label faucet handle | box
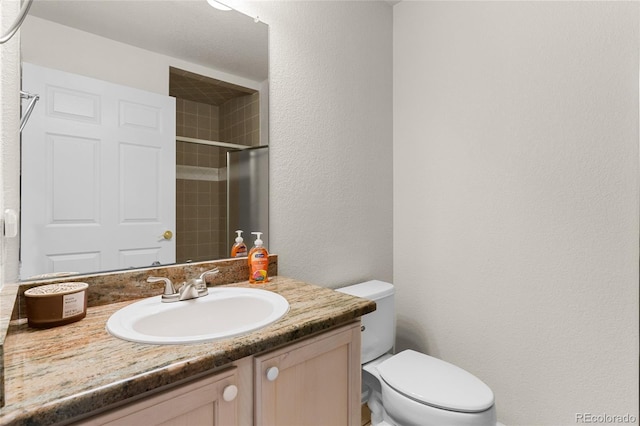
[199,268,220,284]
[147,276,178,302]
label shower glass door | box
[227,146,269,251]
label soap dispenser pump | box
[231,230,248,258]
[248,232,268,284]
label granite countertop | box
[0,276,375,425]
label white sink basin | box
[106,287,289,345]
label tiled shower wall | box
[175,95,260,263]
[175,99,227,262]
[221,92,261,147]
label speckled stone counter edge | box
[0,255,277,409]
[0,276,375,425]
[0,285,17,408]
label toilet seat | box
[377,350,494,413]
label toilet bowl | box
[337,280,498,426]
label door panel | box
[49,134,100,223]
[254,322,362,426]
[74,368,239,426]
[47,252,101,274]
[21,63,176,279]
[47,85,101,123]
[119,143,161,221]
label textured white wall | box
[0,0,21,285]
[240,1,394,287]
[394,2,639,425]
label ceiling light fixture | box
[207,0,232,11]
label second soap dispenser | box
[230,230,248,258]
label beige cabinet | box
[75,321,361,426]
[76,367,239,426]
[254,322,362,426]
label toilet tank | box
[337,280,395,364]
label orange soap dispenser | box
[248,232,268,284]
[231,230,248,258]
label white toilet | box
[337,280,498,426]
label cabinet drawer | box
[75,367,239,426]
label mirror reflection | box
[19,0,269,280]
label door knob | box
[161,230,173,240]
[266,366,279,381]
[222,384,238,402]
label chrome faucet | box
[177,279,202,301]
[147,268,219,303]
[147,276,179,302]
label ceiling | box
[27,0,269,82]
[169,67,256,106]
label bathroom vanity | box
[0,266,374,425]
[76,322,360,425]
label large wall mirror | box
[18,0,269,280]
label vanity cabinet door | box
[254,321,362,426]
[77,367,239,426]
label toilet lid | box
[376,350,494,413]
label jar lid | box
[25,282,88,297]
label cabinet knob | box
[266,366,279,381]
[222,384,238,402]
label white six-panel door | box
[21,63,176,279]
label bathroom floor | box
[362,404,371,426]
